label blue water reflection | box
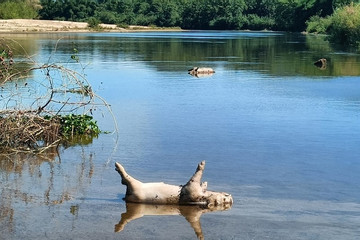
[1,31,360,239]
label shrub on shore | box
[328,2,360,46]
[306,15,332,34]
[0,0,38,19]
[306,2,360,47]
[87,17,101,29]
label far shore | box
[0,19,183,33]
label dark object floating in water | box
[314,58,327,69]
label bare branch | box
[0,38,117,153]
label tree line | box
[37,0,342,31]
[1,0,359,45]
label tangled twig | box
[0,113,61,152]
[0,38,117,153]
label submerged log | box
[115,161,233,208]
[188,67,215,77]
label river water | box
[1,31,360,239]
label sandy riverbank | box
[0,19,163,33]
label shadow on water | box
[115,202,232,240]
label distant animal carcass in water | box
[188,67,215,77]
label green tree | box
[328,2,360,45]
[181,0,246,29]
[274,0,334,31]
[36,0,358,34]
[39,0,97,21]
[243,0,277,29]
[332,0,354,8]
[208,0,247,29]
[152,0,180,27]
[306,2,360,46]
[94,0,134,24]
[0,0,38,19]
[181,0,205,29]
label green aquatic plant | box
[45,114,100,136]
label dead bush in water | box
[0,113,61,152]
[0,38,115,153]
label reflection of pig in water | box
[115,202,232,239]
[188,67,215,77]
[115,161,233,207]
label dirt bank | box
[0,19,157,33]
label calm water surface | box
[1,31,360,239]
